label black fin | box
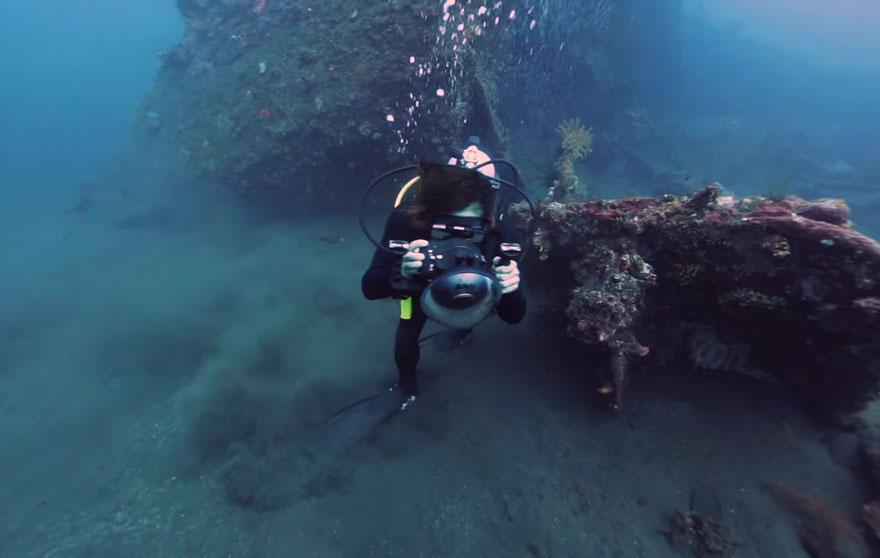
[305,386,407,457]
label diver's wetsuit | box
[362,208,527,396]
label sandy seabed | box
[0,200,870,558]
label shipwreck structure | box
[518,186,880,418]
[138,0,541,212]
[132,0,661,214]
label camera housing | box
[389,237,491,296]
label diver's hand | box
[492,257,520,294]
[401,239,430,279]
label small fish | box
[319,234,345,245]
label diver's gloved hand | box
[492,257,520,294]
[401,239,430,279]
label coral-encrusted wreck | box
[133,0,653,214]
[519,186,880,417]
[137,0,516,212]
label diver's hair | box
[406,161,496,229]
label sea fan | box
[687,324,750,373]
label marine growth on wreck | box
[518,186,880,418]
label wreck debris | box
[519,185,880,416]
[662,484,738,558]
[663,510,737,558]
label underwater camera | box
[359,158,534,329]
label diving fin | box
[304,330,471,459]
[305,386,407,458]
[419,327,473,366]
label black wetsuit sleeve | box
[494,219,527,324]
[497,285,527,324]
[361,210,410,300]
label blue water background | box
[0,1,181,212]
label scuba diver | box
[306,139,532,459]
[362,138,528,409]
